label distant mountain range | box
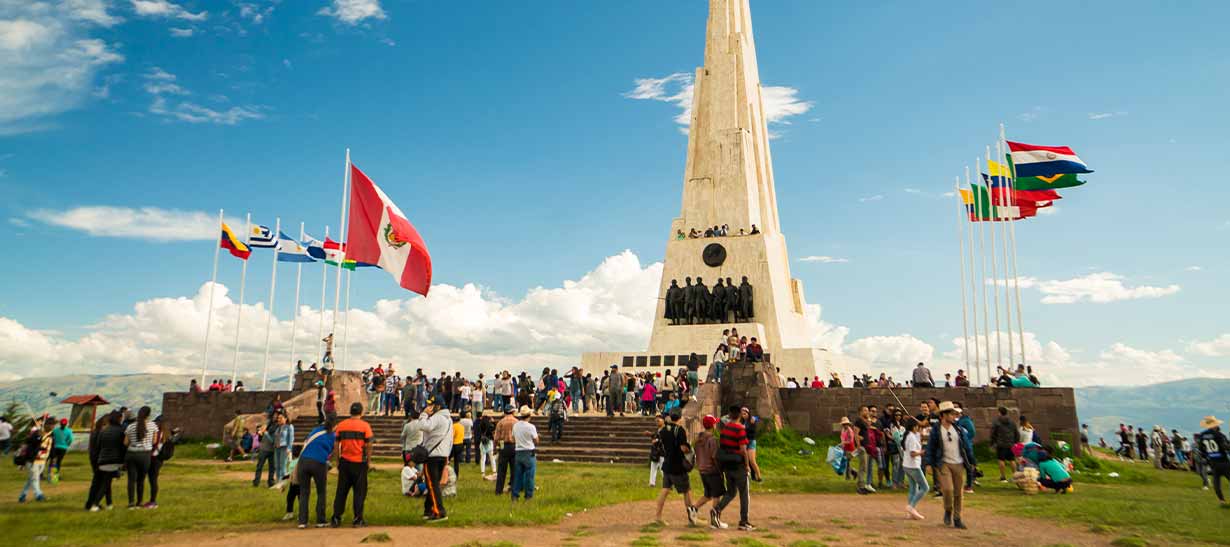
[1,374,1226,439]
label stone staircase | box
[291,413,658,464]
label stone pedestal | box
[720,361,785,431]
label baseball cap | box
[702,415,718,429]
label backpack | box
[12,432,38,467]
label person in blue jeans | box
[253,424,276,487]
[510,406,539,500]
[901,417,929,520]
[274,413,294,481]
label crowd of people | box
[1102,417,1230,502]
[190,378,247,392]
[8,406,179,511]
[776,363,1044,390]
[676,224,761,240]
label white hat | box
[518,405,533,417]
[938,401,957,414]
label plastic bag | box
[826,445,843,463]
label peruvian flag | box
[345,164,432,296]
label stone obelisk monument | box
[583,0,866,381]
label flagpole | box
[332,149,351,368]
[978,156,1003,374]
[1001,123,1028,366]
[288,222,305,391]
[343,267,352,370]
[318,225,329,367]
[964,168,982,386]
[972,166,993,383]
[992,144,1016,372]
[231,212,251,385]
[260,218,281,391]
[953,176,971,375]
[201,209,223,385]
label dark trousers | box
[85,467,116,509]
[549,417,564,442]
[423,456,447,518]
[714,466,750,525]
[1211,461,1230,502]
[148,458,162,503]
[286,483,300,513]
[125,451,151,506]
[253,450,275,485]
[297,459,328,525]
[1039,477,1072,492]
[463,439,472,463]
[496,443,515,494]
[331,460,368,522]
[451,444,463,476]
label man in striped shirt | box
[711,405,754,531]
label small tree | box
[2,400,35,442]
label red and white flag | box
[345,164,432,296]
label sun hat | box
[937,401,957,414]
[1200,415,1224,429]
[839,416,852,426]
[518,405,533,417]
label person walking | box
[607,365,626,417]
[296,419,335,528]
[253,423,277,487]
[688,415,725,528]
[476,414,496,476]
[493,407,517,495]
[547,392,567,442]
[49,418,74,484]
[989,407,1017,482]
[511,405,539,501]
[924,401,975,529]
[223,409,247,462]
[1196,415,1230,505]
[420,396,453,522]
[954,403,977,493]
[18,417,54,503]
[653,409,694,525]
[711,405,753,531]
[86,411,124,511]
[122,406,157,509]
[901,417,928,520]
[330,403,373,528]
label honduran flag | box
[220,222,251,260]
[1006,141,1093,178]
[345,164,432,296]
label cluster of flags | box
[961,141,1093,222]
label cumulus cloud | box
[168,27,193,37]
[318,0,386,25]
[27,206,239,241]
[142,67,264,125]
[623,72,811,137]
[1188,334,1230,357]
[0,2,123,134]
[845,335,935,369]
[991,272,1180,304]
[130,0,207,21]
[799,256,849,264]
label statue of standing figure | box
[739,276,754,320]
[725,276,739,322]
[693,277,711,324]
[682,277,695,325]
[664,279,682,324]
[711,278,727,322]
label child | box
[281,445,302,520]
[901,417,928,520]
[440,458,457,498]
[840,417,859,482]
[401,455,426,497]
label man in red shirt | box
[330,403,373,528]
[711,405,753,531]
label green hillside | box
[1076,377,1230,442]
[0,373,288,419]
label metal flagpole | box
[1001,123,1028,365]
[964,168,982,385]
[201,209,223,385]
[260,218,281,391]
[343,268,352,370]
[972,166,993,384]
[954,176,972,374]
[978,156,1003,375]
[995,141,1017,369]
[288,222,305,390]
[317,225,329,366]
[231,213,251,384]
[332,149,351,364]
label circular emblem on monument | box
[702,243,726,267]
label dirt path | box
[143,493,1114,547]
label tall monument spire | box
[582,0,866,383]
[677,0,780,236]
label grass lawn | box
[0,432,1226,546]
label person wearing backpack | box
[547,392,567,443]
[18,417,54,503]
[653,409,693,526]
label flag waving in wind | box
[345,164,432,296]
[276,232,315,262]
[247,224,277,248]
[1006,141,1093,178]
[220,222,250,260]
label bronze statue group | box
[665,276,754,325]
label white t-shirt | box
[460,417,474,440]
[1019,426,1034,444]
[125,421,159,452]
[460,385,472,400]
[400,465,420,495]
[471,385,484,405]
[0,421,12,441]
[902,431,922,469]
[512,420,538,451]
[940,424,963,465]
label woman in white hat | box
[1196,415,1229,505]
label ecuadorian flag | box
[220,222,251,260]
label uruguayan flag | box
[248,224,277,248]
[276,232,316,262]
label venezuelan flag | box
[220,222,251,260]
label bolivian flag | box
[220,222,251,260]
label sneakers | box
[686,505,698,526]
[282,512,295,521]
[353,518,367,528]
[963,488,975,494]
[314,522,329,528]
[708,509,724,530]
[329,516,341,528]
[297,524,307,529]
[738,522,756,531]
[864,484,877,493]
[999,478,1008,483]
[34,495,45,502]
[143,502,158,509]
[89,506,101,513]
[425,515,449,523]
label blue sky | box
[1,0,1227,384]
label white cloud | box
[845,335,935,368]
[130,0,207,21]
[991,272,1180,304]
[237,2,273,24]
[8,217,30,228]
[1088,111,1127,120]
[799,256,849,264]
[903,188,922,194]
[1018,106,1044,123]
[624,72,811,138]
[142,67,264,125]
[27,206,238,241]
[317,0,385,25]
[1189,334,1230,357]
[858,195,883,203]
[1185,266,1202,272]
[168,27,193,37]
[0,3,123,134]
[380,37,395,47]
